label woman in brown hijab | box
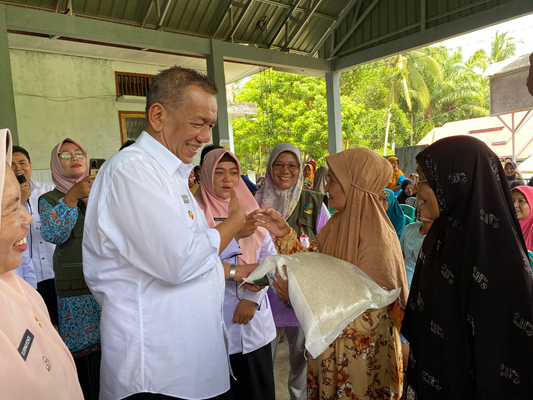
[275,147,408,400]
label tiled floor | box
[273,339,291,400]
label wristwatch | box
[228,264,237,282]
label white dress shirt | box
[24,180,56,283]
[220,237,276,355]
[83,132,230,400]
[13,250,37,288]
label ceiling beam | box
[267,0,304,48]
[3,4,331,74]
[254,0,335,21]
[309,0,361,57]
[333,0,533,71]
[282,0,324,51]
[210,0,234,39]
[330,0,380,58]
[154,0,172,30]
[141,0,155,28]
[223,0,254,41]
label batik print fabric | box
[307,304,402,400]
[39,198,78,244]
[402,136,533,399]
[58,294,101,357]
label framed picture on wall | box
[119,111,148,144]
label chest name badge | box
[182,195,190,204]
[188,210,194,220]
[18,329,34,361]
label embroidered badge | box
[188,210,194,220]
[303,203,313,214]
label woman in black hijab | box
[402,136,533,399]
[397,178,415,204]
[504,160,525,188]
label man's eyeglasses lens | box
[273,163,299,172]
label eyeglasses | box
[58,151,85,160]
[272,162,299,172]
[414,179,428,191]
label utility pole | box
[383,110,392,156]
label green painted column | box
[0,5,18,143]
[326,71,342,155]
[206,40,230,147]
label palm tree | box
[417,46,489,136]
[490,31,523,63]
[387,48,444,144]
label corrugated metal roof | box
[1,0,529,64]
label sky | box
[442,13,533,59]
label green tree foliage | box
[231,31,519,173]
[232,68,412,172]
[490,31,523,63]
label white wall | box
[10,50,169,171]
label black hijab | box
[505,161,518,181]
[397,178,415,204]
[402,136,533,399]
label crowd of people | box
[0,57,532,400]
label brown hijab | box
[315,148,408,310]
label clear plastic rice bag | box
[243,252,401,359]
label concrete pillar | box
[0,5,18,143]
[206,41,230,148]
[325,71,342,155]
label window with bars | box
[115,72,154,97]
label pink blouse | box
[0,271,83,399]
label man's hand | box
[257,208,291,238]
[228,188,246,223]
[20,181,31,204]
[233,299,257,324]
[236,210,261,240]
[64,175,96,208]
[234,263,265,292]
[272,265,290,303]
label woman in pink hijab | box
[39,138,101,399]
[195,148,290,400]
[0,129,83,399]
[511,185,533,251]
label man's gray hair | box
[145,66,218,114]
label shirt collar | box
[137,131,192,176]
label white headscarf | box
[255,143,303,219]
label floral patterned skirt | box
[57,294,102,358]
[307,303,403,400]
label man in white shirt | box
[11,146,57,323]
[83,67,259,400]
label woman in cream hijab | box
[275,148,408,399]
[0,129,83,399]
